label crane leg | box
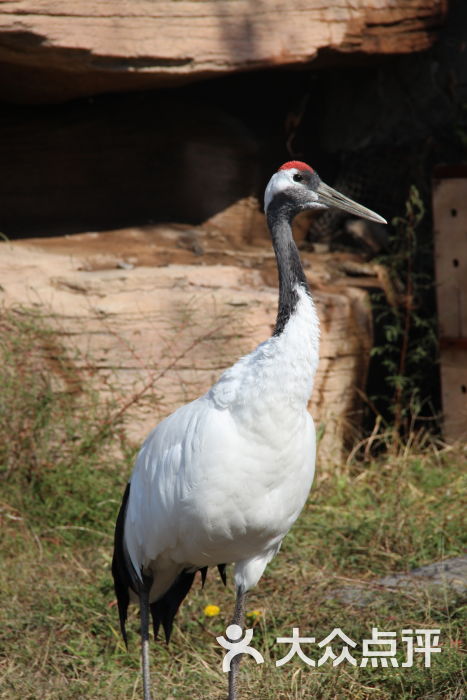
[139,582,153,700]
[228,585,246,700]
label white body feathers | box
[124,285,319,599]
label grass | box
[0,308,465,699]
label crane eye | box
[293,173,303,182]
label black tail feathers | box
[111,482,133,647]
[112,482,229,646]
[148,563,228,643]
[218,563,227,587]
[150,570,196,643]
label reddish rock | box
[0,0,447,102]
[0,227,377,464]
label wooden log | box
[0,227,376,464]
[0,0,447,102]
[433,167,467,442]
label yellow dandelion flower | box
[204,604,220,617]
[246,609,262,620]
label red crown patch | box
[278,161,314,173]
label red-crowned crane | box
[112,161,386,700]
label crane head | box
[264,161,387,224]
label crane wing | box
[124,396,213,581]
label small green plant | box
[367,186,439,445]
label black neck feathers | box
[266,192,310,336]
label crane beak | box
[316,182,387,224]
